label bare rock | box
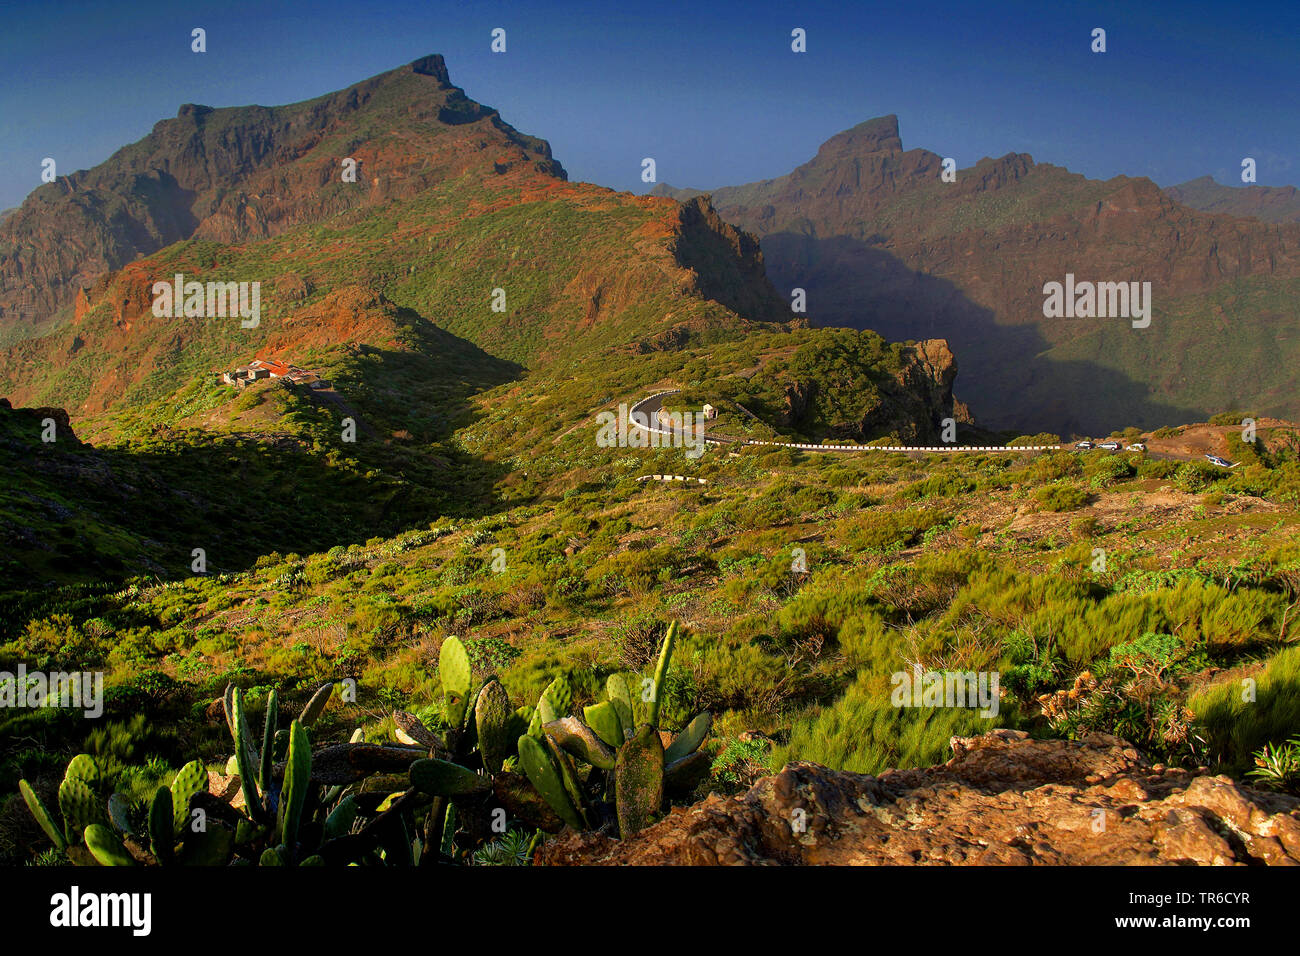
[536,731,1300,866]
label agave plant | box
[1248,735,1300,794]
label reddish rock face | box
[0,55,566,336]
[537,730,1300,865]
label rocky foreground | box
[538,730,1300,865]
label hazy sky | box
[1,0,1296,211]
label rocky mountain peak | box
[407,53,452,83]
[818,114,904,158]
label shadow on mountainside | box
[0,322,524,612]
[761,232,1204,435]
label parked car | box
[1128,442,1146,451]
[1099,440,1122,450]
[1205,454,1233,468]
[1075,440,1094,449]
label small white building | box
[702,403,718,420]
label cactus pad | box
[409,759,490,797]
[170,760,208,836]
[664,711,712,764]
[475,679,513,773]
[84,823,136,866]
[615,723,664,838]
[517,734,583,830]
[440,636,473,728]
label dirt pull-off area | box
[1143,418,1300,461]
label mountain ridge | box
[0,54,565,341]
[1165,175,1300,224]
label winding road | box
[628,391,1062,455]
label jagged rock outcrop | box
[767,335,960,443]
[537,730,1300,865]
[669,196,788,324]
[0,400,77,444]
[877,338,958,439]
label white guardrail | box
[627,390,1061,453]
[636,475,709,485]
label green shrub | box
[1191,646,1300,773]
[1035,484,1090,512]
[1089,455,1134,489]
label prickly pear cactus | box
[393,710,440,750]
[106,792,134,836]
[149,786,174,863]
[544,717,615,770]
[583,701,624,749]
[323,795,358,841]
[606,673,633,710]
[19,780,66,851]
[440,636,473,728]
[260,687,278,792]
[170,760,208,836]
[547,737,590,829]
[409,759,490,797]
[647,622,678,727]
[260,846,286,866]
[179,824,234,866]
[605,674,635,740]
[664,711,712,764]
[277,721,311,850]
[85,824,136,866]
[58,775,104,844]
[229,687,262,819]
[474,679,513,773]
[509,705,533,743]
[298,681,334,727]
[517,734,583,830]
[63,753,100,789]
[536,675,572,725]
[615,724,664,838]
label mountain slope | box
[1166,176,1300,224]
[1,53,793,422]
[0,54,837,590]
[654,117,1300,434]
[0,54,563,343]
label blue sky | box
[1,0,1296,211]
